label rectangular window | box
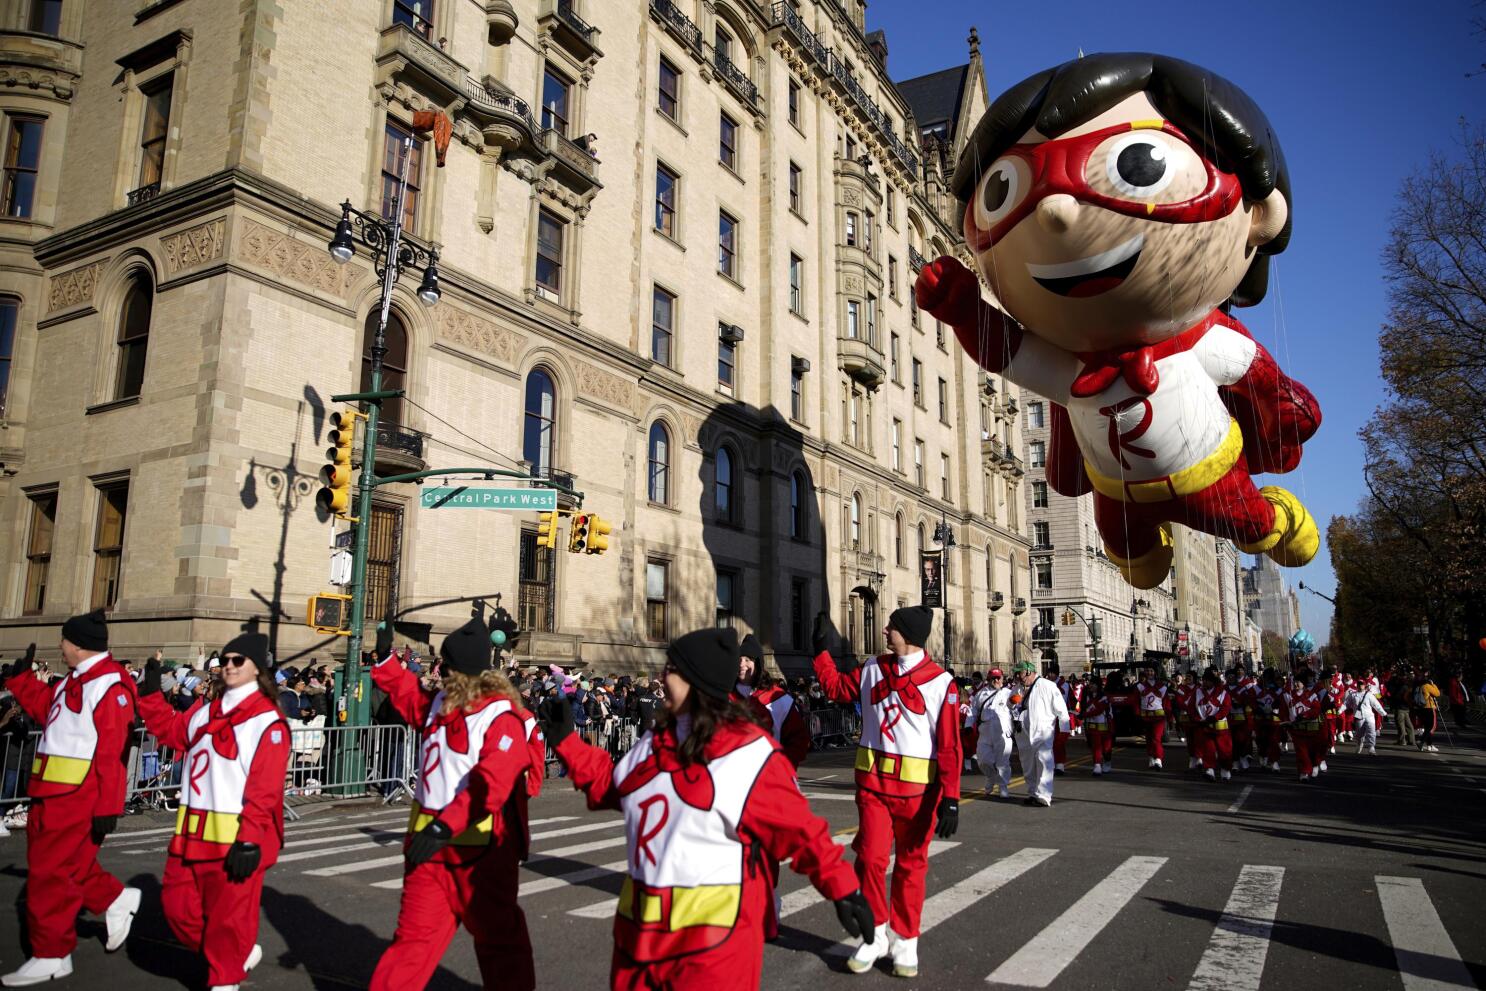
[889,332,900,382]
[651,285,674,366]
[845,134,856,160]
[846,300,859,340]
[2,116,44,219]
[391,0,434,37]
[790,578,808,650]
[137,74,173,191]
[718,333,735,390]
[0,297,14,417]
[658,58,680,120]
[912,359,922,407]
[891,419,902,472]
[718,210,737,278]
[847,385,860,446]
[518,528,556,632]
[719,112,738,170]
[646,560,670,640]
[790,366,804,421]
[655,163,678,237]
[535,209,565,297]
[1035,559,1053,590]
[379,119,423,231]
[1033,521,1051,548]
[90,483,128,610]
[542,66,572,136]
[1029,440,1046,468]
[886,184,896,226]
[28,0,62,34]
[1038,606,1055,630]
[938,377,949,424]
[863,210,873,255]
[913,439,924,487]
[941,453,951,499]
[1032,480,1049,508]
[935,319,945,350]
[910,287,920,328]
[1027,400,1045,429]
[788,253,803,314]
[716,570,736,629]
[888,256,898,298]
[23,491,56,615]
[788,162,801,213]
[865,293,876,345]
[787,78,800,127]
[366,503,404,622]
[845,211,857,247]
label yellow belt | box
[32,753,91,785]
[1230,712,1247,722]
[409,801,495,846]
[1086,419,1243,504]
[175,807,241,844]
[1142,709,1165,717]
[617,877,741,930]
[1212,719,1229,731]
[856,747,936,785]
[1297,719,1321,730]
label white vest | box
[1137,682,1167,714]
[173,689,283,853]
[857,656,953,761]
[415,694,513,811]
[972,686,1012,739]
[35,658,126,790]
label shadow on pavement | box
[116,872,202,988]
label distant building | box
[1243,555,1301,638]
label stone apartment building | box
[0,0,1030,674]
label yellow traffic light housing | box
[569,513,590,553]
[316,410,363,519]
[585,514,613,555]
[537,511,559,549]
[307,592,354,635]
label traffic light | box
[307,592,353,635]
[316,410,363,519]
[536,511,559,549]
[569,513,590,553]
[489,612,519,652]
[585,514,613,555]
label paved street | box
[1,731,1483,990]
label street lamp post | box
[325,136,441,730]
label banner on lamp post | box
[919,549,943,609]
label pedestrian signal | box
[569,513,590,553]
[307,592,353,635]
[585,514,613,555]
[537,511,559,549]
[316,410,363,519]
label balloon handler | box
[916,53,1321,588]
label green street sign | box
[420,487,558,511]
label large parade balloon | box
[916,53,1322,589]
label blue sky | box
[871,0,1484,643]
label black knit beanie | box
[668,627,739,700]
[888,605,933,648]
[62,608,109,652]
[441,617,493,676]
[221,632,270,671]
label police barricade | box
[807,707,858,749]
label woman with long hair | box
[1081,674,1114,775]
[136,633,289,991]
[543,627,873,990]
[368,617,537,991]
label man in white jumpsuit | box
[967,669,1014,798]
[1012,660,1070,807]
[1344,682,1386,755]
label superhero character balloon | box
[916,53,1321,589]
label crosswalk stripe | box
[359,832,631,892]
[777,835,855,918]
[917,848,1057,931]
[276,839,403,864]
[283,816,610,862]
[986,855,1168,987]
[304,854,406,878]
[528,819,622,841]
[1226,785,1254,814]
[1376,875,1478,991]
[109,808,393,848]
[522,858,630,897]
[813,841,960,956]
[121,814,414,855]
[800,793,858,801]
[1187,865,1284,991]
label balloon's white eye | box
[1102,134,1176,199]
[973,158,1025,231]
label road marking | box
[276,838,403,864]
[1226,785,1254,814]
[528,819,623,841]
[305,854,406,878]
[109,808,403,848]
[986,856,1168,987]
[535,834,630,859]
[918,848,1057,931]
[120,814,415,854]
[1186,865,1285,991]
[1375,875,1478,991]
[801,792,858,801]
[811,842,960,953]
[520,858,629,897]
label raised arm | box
[3,648,52,723]
[541,696,620,811]
[370,655,433,728]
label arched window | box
[523,368,557,478]
[361,311,408,425]
[850,494,862,549]
[114,272,153,400]
[790,470,807,539]
[647,421,671,504]
[894,513,904,566]
[715,446,734,522]
[917,523,926,559]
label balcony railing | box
[989,591,1005,611]
[908,246,927,272]
[1011,597,1027,615]
[375,421,426,462]
[713,51,758,106]
[127,182,161,207]
[650,0,701,56]
[554,0,596,43]
[462,76,539,135]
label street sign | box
[420,487,558,511]
[329,550,353,586]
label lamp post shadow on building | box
[696,401,839,680]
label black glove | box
[833,889,875,940]
[406,820,452,867]
[375,617,394,660]
[811,612,840,659]
[539,696,574,748]
[224,841,262,881]
[91,815,117,845]
[935,796,959,838]
[140,659,163,697]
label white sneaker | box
[1092,764,1103,776]
[1271,762,1282,772]
[2,957,73,987]
[209,986,240,991]
[847,923,889,974]
[889,933,919,978]
[1329,746,1337,755]
[0,823,9,838]
[1319,761,1329,773]
[1146,758,1155,768]
[244,944,263,973]
[1101,762,1113,774]
[998,786,1010,798]
[1153,759,1162,770]
[1310,767,1320,779]
[1428,745,1439,753]
[105,886,141,952]
[1220,769,1232,781]
[1239,757,1250,771]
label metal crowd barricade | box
[807,707,858,750]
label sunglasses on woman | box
[220,654,252,668]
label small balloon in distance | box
[490,629,507,647]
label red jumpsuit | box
[1081,693,1113,766]
[1134,680,1168,764]
[1187,687,1234,774]
[1284,686,1327,780]
[556,720,858,990]
[370,662,535,991]
[813,649,961,939]
[733,683,810,940]
[138,685,289,987]
[1052,678,1071,768]
[5,656,135,958]
[1252,686,1284,766]
[1228,679,1255,764]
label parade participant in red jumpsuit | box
[369,617,536,991]
[544,627,873,990]
[1081,676,1114,775]
[811,606,961,979]
[1283,669,1327,782]
[1188,669,1234,782]
[1171,674,1200,769]
[136,633,289,991]
[1252,671,1285,771]
[1052,676,1071,773]
[1226,668,1256,770]
[2,612,140,988]
[1133,667,1169,769]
